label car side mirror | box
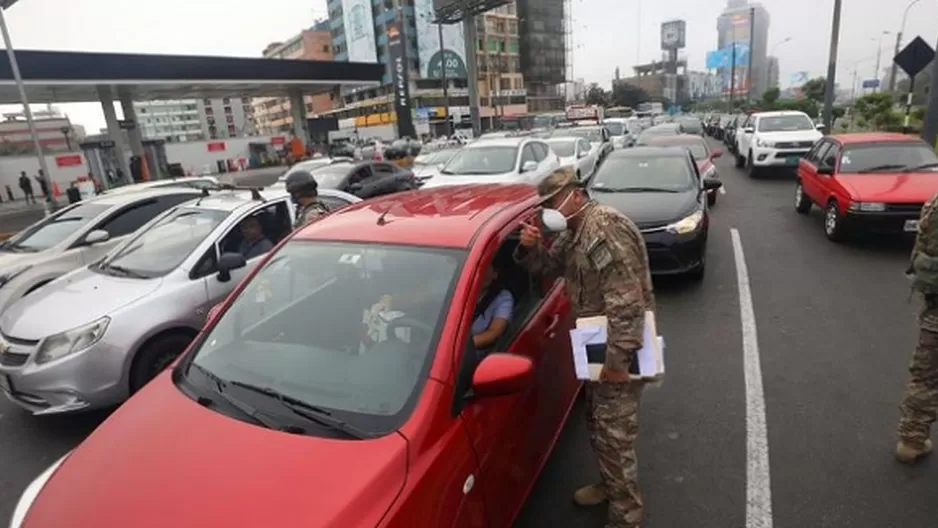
[816,123,826,130]
[743,127,754,134]
[703,179,723,191]
[437,163,446,171]
[521,160,538,173]
[710,150,723,159]
[577,150,588,159]
[817,165,834,175]
[471,353,534,399]
[216,252,246,283]
[83,229,110,245]
[348,182,364,193]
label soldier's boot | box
[573,484,607,507]
[895,438,934,464]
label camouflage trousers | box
[898,328,938,448]
[585,381,644,528]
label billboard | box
[661,20,686,51]
[388,22,416,138]
[720,12,751,95]
[341,0,378,62]
[416,0,468,78]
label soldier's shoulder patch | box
[588,239,614,271]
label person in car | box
[471,260,514,354]
[237,216,273,260]
[284,170,330,229]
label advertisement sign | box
[55,154,83,168]
[415,0,467,78]
[660,20,686,51]
[789,71,809,87]
[206,142,226,152]
[388,22,416,138]
[720,12,751,95]
[341,0,378,63]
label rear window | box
[592,155,695,191]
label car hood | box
[759,129,823,142]
[412,164,443,180]
[836,171,938,202]
[592,189,698,228]
[0,267,161,340]
[421,172,524,188]
[23,375,408,528]
[0,250,51,274]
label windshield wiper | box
[229,380,373,439]
[591,186,679,193]
[187,363,288,431]
[857,164,906,173]
[904,162,938,172]
[99,263,149,279]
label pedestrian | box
[18,171,34,204]
[514,168,654,527]
[897,191,938,463]
[4,185,12,202]
[284,170,329,230]
[35,170,49,199]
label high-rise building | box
[252,22,335,136]
[716,0,770,99]
[517,0,566,112]
[767,56,779,89]
[134,98,256,142]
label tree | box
[761,87,780,107]
[801,77,826,103]
[611,82,649,108]
[854,92,899,129]
[584,83,609,106]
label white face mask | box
[541,190,587,233]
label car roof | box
[464,137,529,148]
[752,110,809,118]
[609,146,689,158]
[183,187,291,212]
[100,177,217,196]
[546,136,578,142]
[87,186,204,207]
[645,134,706,145]
[294,184,539,248]
[832,132,923,145]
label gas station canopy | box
[0,49,385,104]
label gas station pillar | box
[289,90,309,149]
[118,92,151,181]
[97,85,134,186]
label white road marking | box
[730,228,774,528]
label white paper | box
[568,311,665,381]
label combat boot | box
[573,484,607,506]
[895,438,934,464]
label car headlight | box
[755,137,774,148]
[849,201,886,212]
[0,266,31,289]
[666,210,704,235]
[35,317,110,365]
[702,165,717,179]
[10,453,70,528]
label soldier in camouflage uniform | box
[897,191,938,463]
[284,170,330,230]
[514,168,654,527]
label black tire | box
[708,191,717,207]
[129,333,194,393]
[824,201,847,242]
[735,152,745,168]
[748,152,759,179]
[794,181,811,214]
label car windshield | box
[642,127,679,138]
[547,139,576,157]
[758,115,815,132]
[415,148,459,166]
[2,202,110,253]
[839,142,938,173]
[188,241,462,428]
[99,207,227,277]
[679,120,702,132]
[442,146,518,175]
[651,140,708,159]
[591,155,695,192]
[605,122,626,136]
[553,128,603,143]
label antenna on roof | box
[376,204,393,226]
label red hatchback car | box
[645,134,724,206]
[11,184,581,528]
[794,132,938,242]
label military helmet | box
[284,170,318,195]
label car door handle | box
[543,314,561,338]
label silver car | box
[0,187,361,414]
[0,188,204,314]
[421,137,560,188]
[546,137,599,181]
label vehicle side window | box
[812,142,834,166]
[372,163,396,175]
[531,142,549,161]
[520,145,537,165]
[192,200,291,279]
[578,139,591,153]
[348,166,373,184]
[822,143,841,169]
[94,194,195,239]
[805,141,827,163]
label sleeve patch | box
[588,240,614,271]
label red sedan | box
[794,132,938,242]
[11,184,581,528]
[645,134,724,206]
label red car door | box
[457,213,577,528]
[815,141,844,206]
[799,140,832,203]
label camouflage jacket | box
[294,200,330,230]
[515,203,655,371]
[912,192,938,331]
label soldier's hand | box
[599,366,631,384]
[519,221,541,247]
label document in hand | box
[568,311,665,381]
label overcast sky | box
[2,0,936,131]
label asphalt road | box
[1,143,936,527]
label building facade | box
[0,107,85,154]
[716,0,770,99]
[252,22,336,136]
[134,97,256,142]
[767,56,779,90]
[517,0,566,111]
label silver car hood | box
[1,267,162,340]
[421,172,525,188]
[0,251,50,274]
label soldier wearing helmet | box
[284,170,329,229]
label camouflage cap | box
[536,167,578,200]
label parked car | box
[643,134,724,206]
[411,146,461,185]
[280,157,353,181]
[273,160,417,199]
[422,136,560,188]
[102,176,219,196]
[724,113,748,151]
[587,147,721,279]
[550,125,613,161]
[602,118,636,149]
[794,133,938,242]
[676,117,704,136]
[9,183,582,528]
[0,188,204,314]
[546,136,599,181]
[735,110,824,177]
[634,123,682,146]
[0,187,360,415]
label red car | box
[646,134,724,206]
[11,184,581,528]
[794,132,938,242]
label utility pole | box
[921,33,938,146]
[746,7,755,103]
[729,42,737,109]
[437,21,451,137]
[822,0,843,131]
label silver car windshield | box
[3,202,110,253]
[101,207,228,277]
[190,241,462,423]
[442,146,518,175]
[547,140,576,157]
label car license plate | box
[905,219,920,232]
[786,156,800,165]
[0,374,10,394]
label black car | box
[292,161,417,199]
[587,147,722,280]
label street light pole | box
[0,3,57,214]
[437,20,451,137]
[822,0,843,131]
[873,31,890,92]
[889,0,921,92]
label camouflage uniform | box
[515,172,655,527]
[898,192,938,455]
[293,200,330,230]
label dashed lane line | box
[731,227,774,528]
